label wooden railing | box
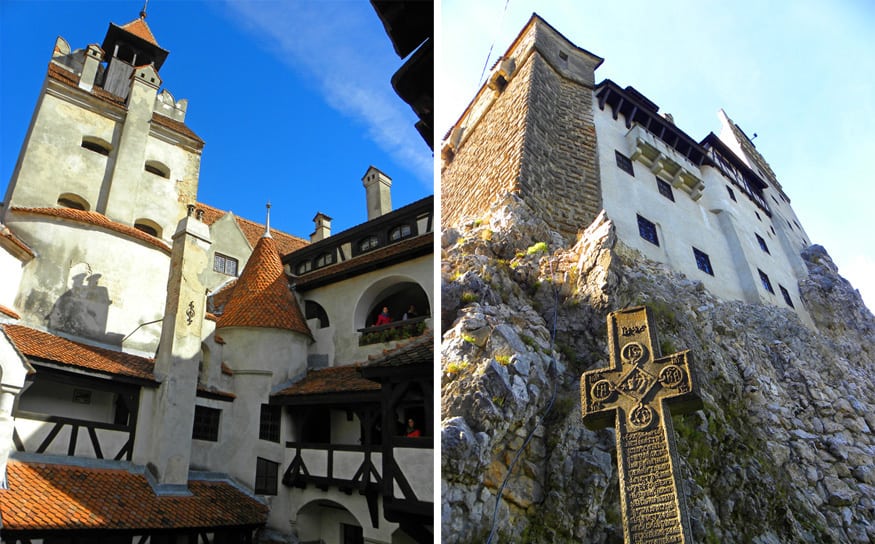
[12,411,134,461]
[357,316,428,345]
[282,441,382,492]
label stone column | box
[143,208,211,491]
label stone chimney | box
[142,206,211,492]
[362,166,392,220]
[78,44,103,92]
[310,212,332,242]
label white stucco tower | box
[2,13,202,243]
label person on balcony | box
[403,305,418,320]
[405,418,421,438]
[375,307,392,326]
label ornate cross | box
[581,306,702,543]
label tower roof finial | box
[264,201,272,238]
[140,0,149,19]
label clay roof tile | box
[216,236,311,337]
[1,460,268,532]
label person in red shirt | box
[405,418,421,437]
[375,306,392,326]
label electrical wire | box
[477,0,512,89]
[485,252,562,544]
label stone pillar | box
[362,166,392,220]
[100,64,160,221]
[145,208,211,491]
[78,44,103,92]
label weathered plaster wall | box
[302,254,433,365]
[8,214,169,351]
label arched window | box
[305,300,330,328]
[134,219,162,238]
[144,160,170,179]
[389,224,412,242]
[81,136,112,156]
[359,235,379,253]
[57,193,90,211]
[314,252,334,268]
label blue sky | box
[1,0,433,240]
[440,0,875,311]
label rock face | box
[441,195,875,543]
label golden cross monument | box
[581,306,703,543]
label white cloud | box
[221,0,432,186]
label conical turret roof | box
[216,235,311,337]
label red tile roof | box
[151,112,204,147]
[216,236,311,337]
[2,324,155,382]
[0,304,21,319]
[120,17,160,47]
[1,223,35,258]
[273,365,380,398]
[9,207,171,253]
[1,460,267,532]
[364,331,434,368]
[196,202,308,255]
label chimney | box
[362,166,392,220]
[78,44,103,92]
[141,207,211,492]
[310,212,332,242]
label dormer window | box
[81,136,112,156]
[57,193,89,211]
[389,224,412,242]
[359,235,379,252]
[144,160,170,179]
[214,253,239,276]
[314,252,334,268]
[296,261,312,275]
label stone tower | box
[441,14,604,239]
[2,13,202,241]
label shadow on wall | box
[45,269,123,346]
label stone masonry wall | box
[518,54,601,238]
[441,56,533,228]
[442,16,602,241]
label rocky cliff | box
[441,195,875,543]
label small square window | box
[756,234,770,254]
[637,214,659,246]
[692,247,714,276]
[615,151,634,177]
[214,253,238,276]
[259,404,281,443]
[726,186,737,202]
[254,457,279,495]
[656,178,675,202]
[779,285,795,308]
[192,406,220,442]
[758,269,775,294]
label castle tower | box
[441,14,604,239]
[2,12,203,242]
